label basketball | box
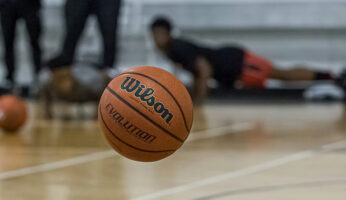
[98,66,193,162]
[0,95,27,133]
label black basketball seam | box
[119,72,191,133]
[103,125,174,155]
[99,106,176,153]
[106,87,185,142]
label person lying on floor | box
[150,17,345,105]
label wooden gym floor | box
[0,101,346,200]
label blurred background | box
[2,0,346,86]
[1,1,346,200]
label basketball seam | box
[105,87,184,142]
[99,106,176,153]
[119,72,191,133]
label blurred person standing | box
[0,0,42,90]
[47,0,122,73]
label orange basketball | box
[98,66,193,162]
[0,95,27,133]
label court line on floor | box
[195,177,346,200]
[322,140,346,151]
[188,122,254,141]
[131,139,346,200]
[0,122,252,180]
[0,150,116,180]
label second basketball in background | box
[98,66,194,162]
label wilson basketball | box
[0,95,27,133]
[98,66,193,162]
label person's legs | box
[22,6,42,79]
[270,67,334,81]
[94,0,121,69]
[241,51,335,88]
[0,5,17,84]
[48,0,91,68]
[63,0,91,58]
